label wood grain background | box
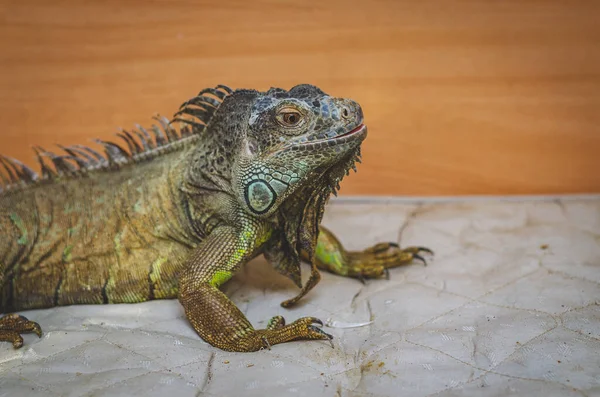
[1,0,599,196]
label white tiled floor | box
[1,197,599,396]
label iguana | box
[0,84,431,352]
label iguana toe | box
[266,315,286,330]
[0,313,42,348]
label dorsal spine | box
[0,85,233,194]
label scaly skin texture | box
[0,84,431,351]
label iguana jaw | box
[275,123,367,155]
[339,123,366,138]
[297,123,366,148]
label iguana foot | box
[179,277,333,352]
[314,226,434,281]
[255,316,333,350]
[217,316,333,352]
[0,313,42,348]
[346,244,433,281]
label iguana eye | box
[276,107,305,128]
[283,113,300,125]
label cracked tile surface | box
[1,197,599,396]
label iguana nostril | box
[341,107,350,119]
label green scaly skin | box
[0,85,431,351]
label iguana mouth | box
[288,123,367,151]
[337,123,366,139]
[314,123,366,145]
[273,123,367,156]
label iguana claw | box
[412,253,428,266]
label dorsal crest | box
[0,85,233,193]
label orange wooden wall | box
[1,0,599,196]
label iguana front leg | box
[312,226,433,280]
[178,225,331,352]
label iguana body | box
[0,85,430,351]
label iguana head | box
[231,84,366,217]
